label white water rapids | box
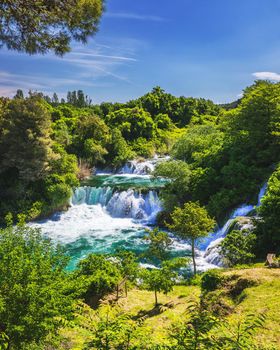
[31,157,267,271]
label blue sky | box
[1,0,280,103]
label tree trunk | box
[154,289,158,306]
[191,238,197,275]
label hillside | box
[63,267,280,349]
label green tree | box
[143,228,173,263]
[220,230,256,267]
[0,218,73,349]
[106,128,136,168]
[154,160,192,211]
[105,107,155,141]
[75,254,122,307]
[14,89,24,99]
[168,202,215,275]
[141,259,186,306]
[255,165,280,256]
[0,0,104,55]
[0,96,55,182]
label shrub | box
[201,269,224,292]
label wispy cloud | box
[0,39,140,96]
[105,12,165,22]
[253,71,280,81]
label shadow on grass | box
[132,301,175,320]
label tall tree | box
[0,96,55,182]
[0,218,73,349]
[168,202,215,275]
[0,0,104,55]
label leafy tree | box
[114,249,139,296]
[14,89,24,99]
[105,107,155,141]
[143,228,173,263]
[0,218,73,349]
[172,125,224,167]
[0,0,104,55]
[141,259,186,306]
[220,230,256,267]
[0,96,55,182]
[75,254,122,307]
[106,128,136,168]
[52,92,59,105]
[154,160,192,211]
[168,202,215,275]
[255,165,280,256]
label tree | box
[143,227,173,263]
[220,230,256,267]
[52,92,59,105]
[0,96,55,182]
[141,259,186,306]
[255,165,280,257]
[14,89,24,99]
[0,0,104,55]
[168,202,215,275]
[105,107,155,141]
[75,254,122,307]
[154,160,192,211]
[0,217,73,349]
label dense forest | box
[1,81,280,349]
[1,81,280,255]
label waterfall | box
[71,186,161,223]
[204,182,268,265]
[119,155,170,175]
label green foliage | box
[105,107,156,141]
[220,230,256,267]
[0,221,73,349]
[201,270,224,292]
[0,96,54,182]
[154,160,192,210]
[172,125,224,167]
[143,228,173,263]
[114,249,139,283]
[168,202,216,274]
[169,302,220,350]
[75,302,152,350]
[215,313,267,350]
[141,258,187,306]
[106,128,136,168]
[168,302,266,350]
[0,0,104,55]
[75,254,122,306]
[255,165,280,256]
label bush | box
[201,269,224,292]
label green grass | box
[62,267,280,349]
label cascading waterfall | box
[31,157,166,270]
[203,183,267,266]
[30,155,266,271]
[71,186,161,222]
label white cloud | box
[252,71,280,81]
[105,12,165,22]
[0,39,140,96]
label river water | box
[31,157,267,271]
